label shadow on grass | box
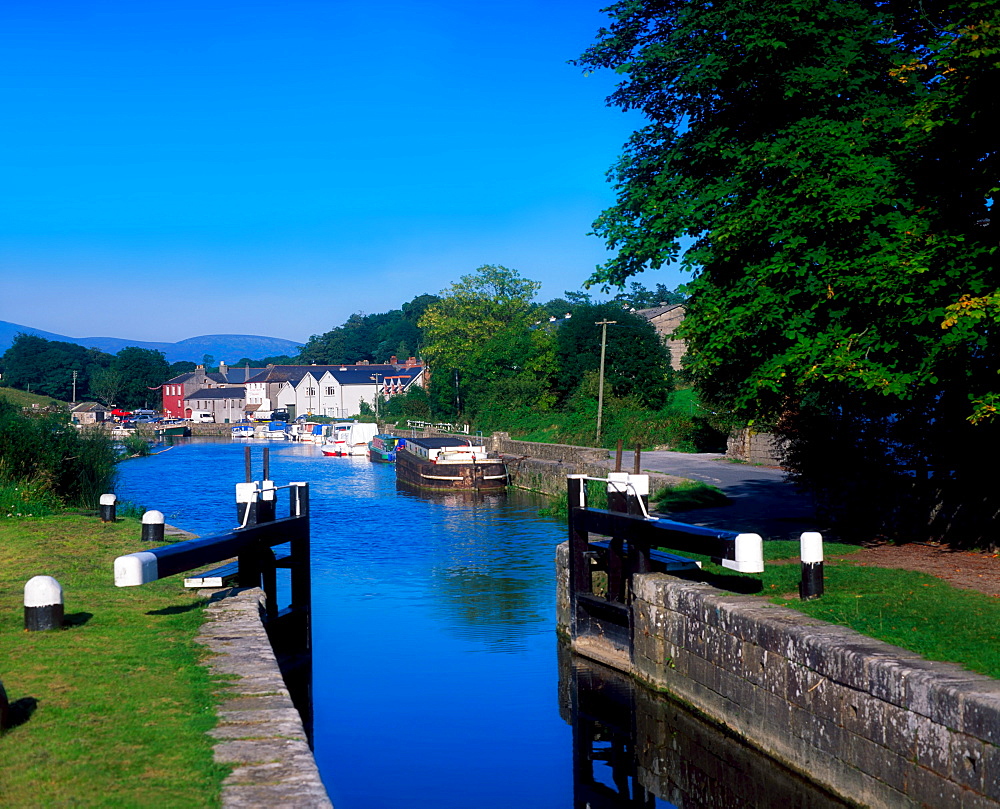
[672,567,764,594]
[147,601,203,617]
[3,697,39,731]
[63,612,93,628]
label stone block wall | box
[488,432,610,464]
[557,543,1000,807]
[726,428,786,467]
[197,587,332,808]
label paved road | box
[608,450,829,542]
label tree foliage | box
[419,265,541,370]
[110,347,170,410]
[298,293,438,365]
[553,303,673,409]
[0,334,113,401]
[578,0,1000,543]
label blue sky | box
[0,0,684,344]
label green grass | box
[652,480,730,511]
[477,388,727,453]
[655,540,1000,679]
[0,386,66,409]
[0,515,227,807]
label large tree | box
[578,0,1000,543]
[420,265,543,418]
[554,303,673,410]
[0,334,112,401]
[111,347,170,410]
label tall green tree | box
[554,303,672,410]
[0,334,112,401]
[420,265,542,418]
[577,0,1000,543]
[111,347,170,410]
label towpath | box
[605,449,827,542]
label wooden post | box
[615,440,623,473]
[141,510,164,543]
[99,493,117,523]
[567,475,591,609]
[236,482,258,527]
[606,473,629,604]
[244,445,252,483]
[626,475,651,583]
[633,444,641,475]
[290,482,312,652]
[24,575,63,631]
[258,479,276,523]
[263,447,270,481]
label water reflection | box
[559,643,849,809]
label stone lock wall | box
[557,543,1000,808]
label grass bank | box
[0,514,226,807]
[658,541,1000,680]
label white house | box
[246,362,424,419]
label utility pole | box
[370,373,383,421]
[595,319,616,445]
[72,370,77,403]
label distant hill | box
[0,321,303,364]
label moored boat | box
[368,434,403,463]
[231,421,255,439]
[321,421,378,456]
[395,436,507,491]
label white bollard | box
[24,575,64,631]
[141,510,165,543]
[99,493,117,523]
[800,531,824,600]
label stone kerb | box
[625,572,1000,807]
[197,587,332,809]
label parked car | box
[189,410,215,423]
[125,414,161,425]
[270,409,290,422]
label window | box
[306,387,316,396]
[326,386,334,395]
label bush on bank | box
[0,399,118,515]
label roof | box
[635,303,686,319]
[166,367,268,385]
[70,402,106,412]
[406,437,482,450]
[245,364,424,387]
[184,387,246,401]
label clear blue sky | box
[0,0,684,344]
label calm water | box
[116,438,842,808]
[115,438,578,808]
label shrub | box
[0,399,118,509]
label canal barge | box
[395,436,507,491]
[368,434,403,463]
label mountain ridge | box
[0,321,304,364]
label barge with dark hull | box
[395,436,507,492]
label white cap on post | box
[801,532,824,564]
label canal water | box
[115,438,846,808]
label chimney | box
[390,355,398,365]
[219,361,227,376]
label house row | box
[162,357,425,423]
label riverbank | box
[0,514,225,806]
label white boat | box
[264,421,290,441]
[320,421,378,456]
[231,421,255,439]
